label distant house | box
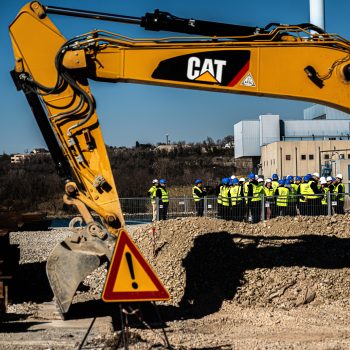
[10,154,31,164]
[31,148,49,154]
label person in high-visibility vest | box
[148,179,158,222]
[285,176,297,216]
[275,179,290,216]
[320,177,329,216]
[264,178,274,220]
[271,173,279,191]
[156,178,169,220]
[230,177,243,221]
[246,172,262,223]
[216,178,226,219]
[334,173,345,214]
[192,179,207,217]
[221,178,231,220]
[298,174,312,216]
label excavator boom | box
[8,2,350,316]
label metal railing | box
[119,193,349,223]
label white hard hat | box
[336,173,343,180]
[320,177,326,183]
[152,179,158,184]
[326,176,333,182]
[231,175,236,179]
[255,175,259,180]
[312,172,320,178]
[320,178,327,185]
[265,178,272,183]
[257,178,264,183]
[239,178,245,182]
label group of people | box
[147,179,169,221]
[216,172,345,223]
[147,178,208,221]
[147,172,346,222]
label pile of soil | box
[130,216,350,315]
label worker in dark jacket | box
[308,172,322,216]
[192,179,207,216]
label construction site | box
[1,216,350,349]
[2,0,350,349]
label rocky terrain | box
[2,215,350,349]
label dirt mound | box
[130,216,350,315]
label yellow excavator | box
[8,1,350,317]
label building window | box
[339,154,345,159]
[348,154,350,159]
[286,155,291,160]
[309,154,314,160]
[301,155,306,160]
[324,154,330,160]
[329,137,336,140]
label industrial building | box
[234,106,350,159]
[261,140,350,191]
[234,105,350,183]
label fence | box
[119,193,350,222]
[119,196,218,222]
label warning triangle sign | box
[102,229,170,302]
[241,72,256,87]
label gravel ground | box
[2,216,350,349]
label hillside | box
[0,139,247,214]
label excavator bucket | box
[46,224,116,318]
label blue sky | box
[1,0,350,153]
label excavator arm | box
[8,2,350,316]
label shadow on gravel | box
[68,300,114,320]
[156,231,350,321]
[0,321,46,333]
[13,261,53,303]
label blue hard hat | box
[332,177,336,181]
[304,175,311,181]
[223,178,230,185]
[295,176,302,181]
[233,178,239,184]
[306,173,312,177]
[283,176,287,180]
[278,179,285,185]
[159,178,166,184]
[221,177,226,185]
[248,172,255,179]
[272,173,278,180]
[285,179,291,185]
[287,175,294,181]
[228,179,233,186]
[195,179,202,184]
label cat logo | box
[186,57,227,83]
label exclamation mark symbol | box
[125,252,138,290]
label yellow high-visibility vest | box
[276,187,289,207]
[192,186,203,202]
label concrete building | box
[234,105,350,178]
[261,140,350,190]
[234,113,350,159]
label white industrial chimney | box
[309,0,325,30]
